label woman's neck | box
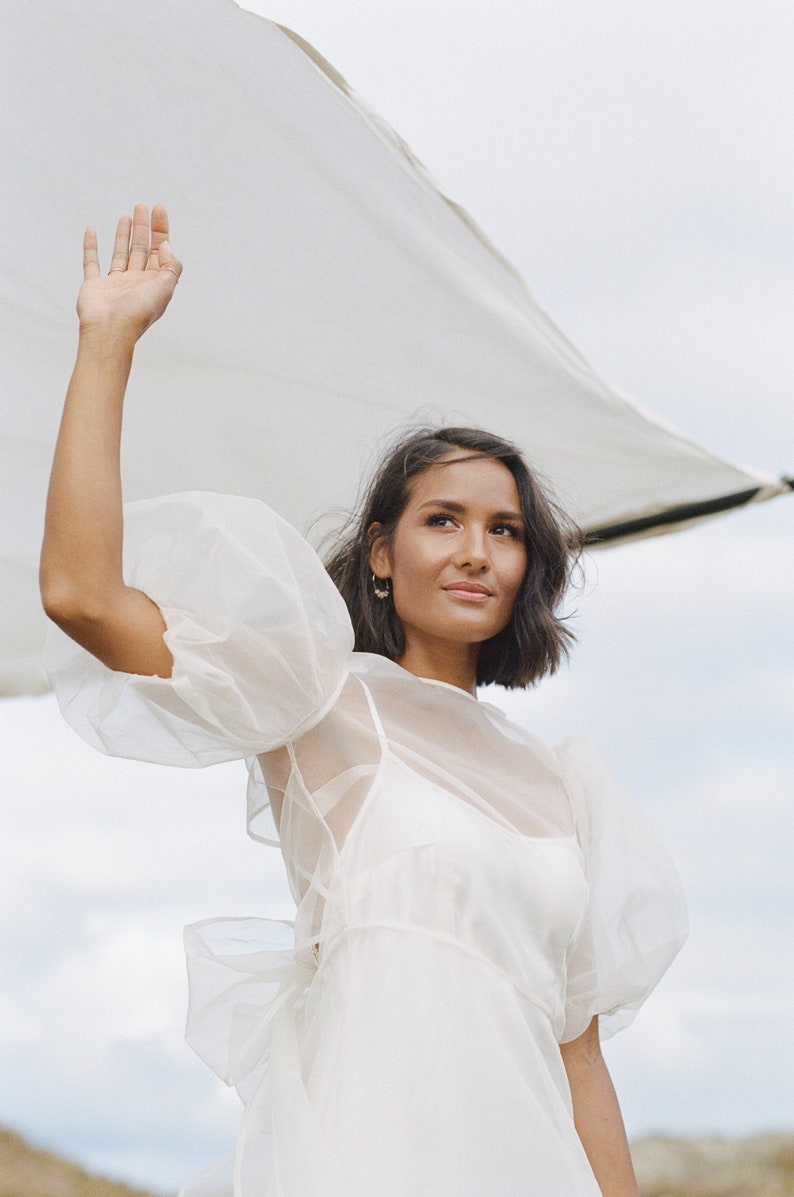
[395,641,479,696]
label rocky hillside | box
[632,1133,794,1197]
[2,1126,793,1196]
[0,1130,157,1197]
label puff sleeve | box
[44,492,354,766]
[557,737,688,1043]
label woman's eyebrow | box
[416,499,524,522]
[417,499,466,512]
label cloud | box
[606,908,794,1135]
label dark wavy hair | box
[324,427,581,688]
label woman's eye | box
[492,523,524,539]
[426,513,455,527]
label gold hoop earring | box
[372,573,390,600]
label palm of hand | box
[78,202,181,340]
[77,269,174,338]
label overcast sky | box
[2,1,792,1192]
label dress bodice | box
[267,662,589,1042]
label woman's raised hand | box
[77,203,183,342]
[42,202,184,677]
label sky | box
[2,0,793,1192]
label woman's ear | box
[367,522,391,577]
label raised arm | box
[40,204,182,677]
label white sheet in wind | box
[1,0,785,695]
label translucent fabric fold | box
[44,492,354,766]
[556,737,689,1042]
[5,0,787,697]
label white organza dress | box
[46,492,688,1197]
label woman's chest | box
[340,755,587,929]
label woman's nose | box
[452,527,489,570]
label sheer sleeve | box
[44,492,353,766]
[557,737,688,1043]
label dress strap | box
[356,675,389,754]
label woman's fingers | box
[101,204,173,278]
[157,240,182,285]
[80,204,179,303]
[108,214,133,274]
[82,228,100,280]
[76,204,180,336]
[148,203,170,271]
[127,203,151,271]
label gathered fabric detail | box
[184,917,317,1101]
[184,918,558,1102]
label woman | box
[41,205,687,1197]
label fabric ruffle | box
[44,492,354,766]
[183,917,314,1102]
[180,917,350,1197]
[557,736,688,1042]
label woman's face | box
[370,453,527,666]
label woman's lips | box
[443,582,491,601]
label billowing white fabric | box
[45,493,688,1197]
[3,0,788,696]
[45,493,353,767]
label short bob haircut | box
[325,426,581,689]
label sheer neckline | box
[351,653,507,719]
